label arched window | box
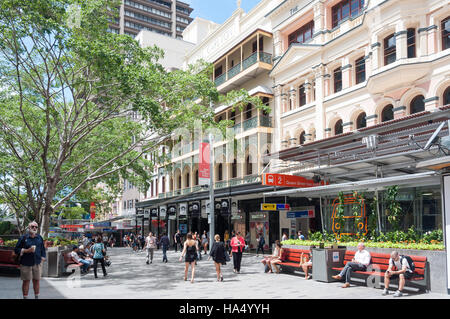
[356,112,367,129]
[246,156,252,175]
[177,175,181,189]
[410,95,425,114]
[299,85,306,106]
[384,34,396,65]
[170,177,173,191]
[232,159,237,178]
[218,163,223,181]
[444,87,450,106]
[407,28,416,58]
[442,16,450,51]
[334,119,343,135]
[381,104,394,122]
[299,131,306,145]
[185,172,190,188]
[162,176,166,193]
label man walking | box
[174,230,182,252]
[145,232,157,264]
[14,221,47,299]
[160,232,170,263]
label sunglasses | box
[30,226,38,229]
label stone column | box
[289,86,297,110]
[343,121,353,133]
[424,96,439,111]
[395,20,408,60]
[365,114,378,127]
[418,17,429,57]
[304,79,312,104]
[325,128,332,138]
[427,16,438,54]
[341,57,352,89]
[371,32,381,70]
[393,105,406,119]
[273,30,283,60]
[364,46,372,78]
[273,85,283,153]
[313,65,326,140]
[313,0,326,42]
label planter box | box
[283,244,447,294]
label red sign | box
[90,202,96,219]
[262,173,326,188]
[199,142,210,184]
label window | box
[334,67,342,93]
[355,56,366,84]
[444,87,450,106]
[299,85,306,106]
[156,179,159,195]
[246,156,252,175]
[232,159,237,178]
[334,119,343,135]
[185,173,190,187]
[332,0,364,28]
[299,132,306,145]
[381,104,394,122]
[177,175,181,189]
[215,66,223,78]
[162,177,166,193]
[410,95,425,114]
[288,21,314,46]
[218,164,223,181]
[407,28,416,58]
[384,34,396,65]
[252,37,264,53]
[443,17,450,50]
[356,112,367,129]
[151,181,154,197]
[245,104,252,120]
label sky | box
[182,0,264,24]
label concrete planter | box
[283,244,447,294]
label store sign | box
[189,202,200,217]
[179,203,187,216]
[262,173,325,188]
[261,203,291,211]
[158,206,166,219]
[151,208,159,219]
[220,199,230,216]
[167,205,176,219]
[143,209,150,219]
[250,213,267,220]
[199,142,210,185]
[286,207,315,219]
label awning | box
[263,171,439,198]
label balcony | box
[212,30,273,93]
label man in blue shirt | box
[160,232,170,263]
[14,221,46,299]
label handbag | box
[225,251,231,262]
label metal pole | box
[209,101,215,251]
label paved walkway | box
[0,247,449,299]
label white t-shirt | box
[70,251,81,263]
[354,249,371,266]
[389,257,412,273]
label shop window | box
[299,84,306,106]
[355,56,366,84]
[384,34,396,65]
[288,21,314,46]
[444,87,450,106]
[334,119,343,135]
[332,0,364,28]
[407,28,416,58]
[356,112,367,129]
[246,156,252,175]
[334,67,342,93]
[410,95,425,114]
[381,104,394,122]
[442,16,450,51]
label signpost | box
[261,203,291,211]
[262,173,325,188]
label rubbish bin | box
[312,247,347,282]
[46,248,59,277]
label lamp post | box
[209,101,215,251]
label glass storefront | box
[249,212,269,250]
[320,185,442,234]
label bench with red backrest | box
[331,250,429,290]
[278,248,311,272]
[0,249,20,269]
[62,252,82,273]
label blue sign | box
[287,209,314,218]
[276,204,290,211]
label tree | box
[0,0,267,236]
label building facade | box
[108,0,193,39]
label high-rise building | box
[108,0,193,39]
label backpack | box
[400,255,415,272]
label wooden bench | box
[0,249,20,269]
[278,248,311,274]
[62,252,83,274]
[331,250,429,291]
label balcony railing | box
[243,52,258,70]
[228,63,241,79]
[243,116,258,131]
[214,73,226,86]
[260,115,272,128]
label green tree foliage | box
[0,0,267,236]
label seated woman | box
[270,241,285,273]
[300,246,315,279]
[261,240,282,273]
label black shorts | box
[389,271,414,280]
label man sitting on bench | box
[332,242,371,288]
[382,251,413,297]
[70,246,91,274]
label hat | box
[79,245,84,250]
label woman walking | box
[230,231,245,274]
[208,234,227,282]
[201,231,208,255]
[179,233,198,283]
[92,237,107,278]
